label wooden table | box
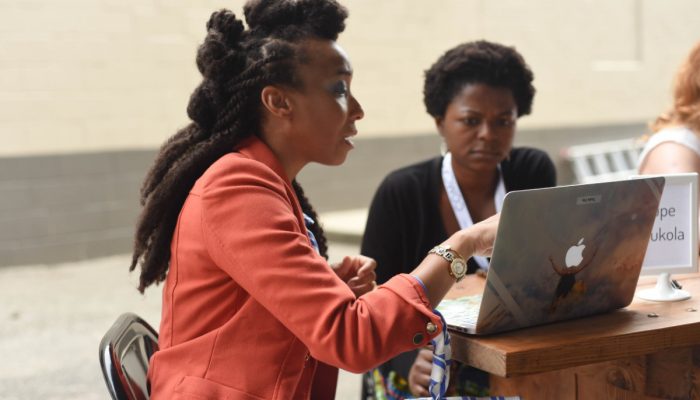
[447,273,700,399]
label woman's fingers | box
[471,213,500,257]
[408,348,433,396]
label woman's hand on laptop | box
[447,213,500,259]
[412,213,500,308]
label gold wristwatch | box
[428,244,467,282]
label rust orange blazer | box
[148,136,442,399]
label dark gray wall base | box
[0,121,646,267]
[0,150,156,267]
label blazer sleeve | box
[199,158,442,373]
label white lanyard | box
[441,152,505,270]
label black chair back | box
[99,312,159,400]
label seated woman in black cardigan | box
[361,40,557,398]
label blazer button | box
[412,333,424,345]
[426,322,437,334]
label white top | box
[638,126,700,167]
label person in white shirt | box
[638,41,700,175]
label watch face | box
[451,259,467,277]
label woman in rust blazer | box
[129,1,498,399]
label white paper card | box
[638,173,698,274]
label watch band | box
[428,244,463,262]
[429,244,467,282]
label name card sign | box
[638,172,698,275]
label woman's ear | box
[260,85,292,118]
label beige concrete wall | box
[0,0,240,156]
[343,0,700,135]
[1,0,699,156]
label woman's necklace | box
[441,152,505,270]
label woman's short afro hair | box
[423,40,535,118]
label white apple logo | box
[565,238,586,268]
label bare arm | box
[639,142,700,175]
[411,214,499,308]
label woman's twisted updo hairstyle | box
[423,40,535,119]
[131,0,347,292]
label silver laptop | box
[438,177,665,335]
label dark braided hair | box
[130,0,347,292]
[423,40,535,119]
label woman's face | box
[437,83,517,174]
[285,39,364,167]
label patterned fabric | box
[370,369,413,400]
[428,310,451,398]
[303,213,320,254]
[407,277,451,399]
